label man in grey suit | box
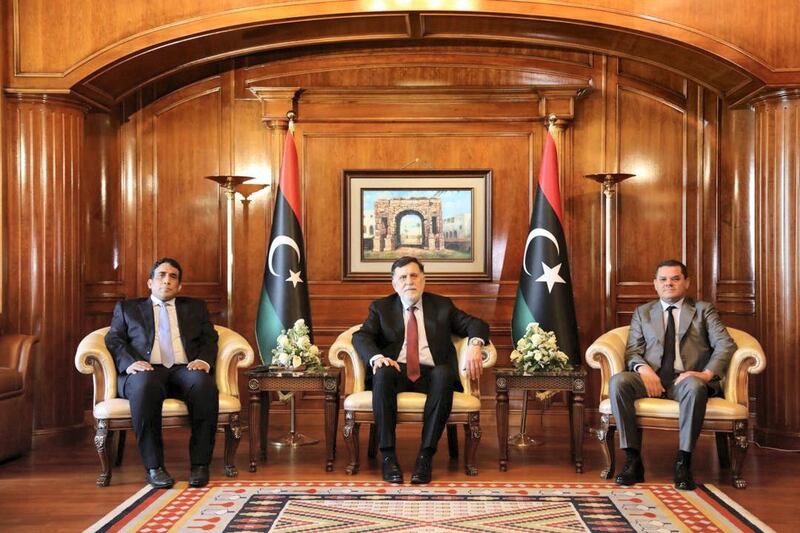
[610,259,736,490]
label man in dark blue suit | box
[353,256,489,484]
[105,257,219,488]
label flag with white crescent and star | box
[255,127,314,365]
[511,127,580,364]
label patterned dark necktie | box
[658,305,677,391]
[405,306,420,382]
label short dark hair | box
[654,259,688,279]
[390,256,424,276]
[150,257,183,282]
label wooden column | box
[752,90,800,448]
[5,94,86,438]
[249,87,300,200]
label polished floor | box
[0,414,797,532]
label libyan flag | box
[511,129,580,364]
[255,129,314,365]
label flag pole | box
[268,110,319,448]
[508,390,541,447]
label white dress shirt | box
[150,295,188,365]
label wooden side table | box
[494,367,587,473]
[247,367,341,472]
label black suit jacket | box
[352,292,489,391]
[105,296,218,375]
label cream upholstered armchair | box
[329,325,497,476]
[585,326,766,488]
[75,325,254,486]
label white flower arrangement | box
[510,322,571,374]
[271,319,323,371]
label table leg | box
[496,381,509,472]
[260,391,269,462]
[572,391,585,473]
[324,384,337,472]
[249,390,259,472]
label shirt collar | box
[660,298,684,311]
[151,295,176,306]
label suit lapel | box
[421,294,435,343]
[648,301,665,338]
[138,298,156,346]
[678,299,696,340]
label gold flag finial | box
[287,110,296,133]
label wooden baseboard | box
[32,424,90,449]
[754,427,800,449]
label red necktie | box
[406,306,420,382]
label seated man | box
[352,256,489,485]
[105,257,219,488]
[610,259,736,490]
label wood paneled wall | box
[753,92,800,447]
[63,45,760,435]
[5,96,85,435]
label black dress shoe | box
[145,467,175,489]
[614,458,644,486]
[410,454,433,485]
[674,460,697,490]
[382,456,403,484]
[189,465,210,488]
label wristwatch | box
[469,338,485,347]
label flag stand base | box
[508,390,542,447]
[269,394,319,447]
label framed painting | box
[343,169,492,280]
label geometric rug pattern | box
[86,481,775,533]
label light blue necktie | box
[158,302,175,368]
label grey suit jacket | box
[624,298,736,387]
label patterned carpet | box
[86,481,773,533]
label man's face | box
[653,265,690,304]
[148,263,182,301]
[392,262,425,305]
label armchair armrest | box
[75,327,116,405]
[328,325,366,394]
[454,336,497,398]
[584,326,628,401]
[0,334,38,387]
[214,326,256,397]
[724,328,767,406]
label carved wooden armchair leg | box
[367,424,378,459]
[463,412,480,476]
[94,419,113,487]
[447,424,459,459]
[114,430,126,467]
[343,411,361,474]
[715,432,731,469]
[730,420,749,489]
[597,414,616,479]
[223,413,241,477]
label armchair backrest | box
[75,325,255,405]
[328,325,497,398]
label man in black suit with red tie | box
[352,256,489,485]
[105,258,219,489]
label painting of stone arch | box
[363,189,473,261]
[344,170,491,280]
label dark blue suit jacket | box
[105,296,218,375]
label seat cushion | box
[0,368,23,396]
[598,397,748,420]
[343,391,481,412]
[94,394,241,419]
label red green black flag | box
[511,129,580,364]
[255,129,313,364]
